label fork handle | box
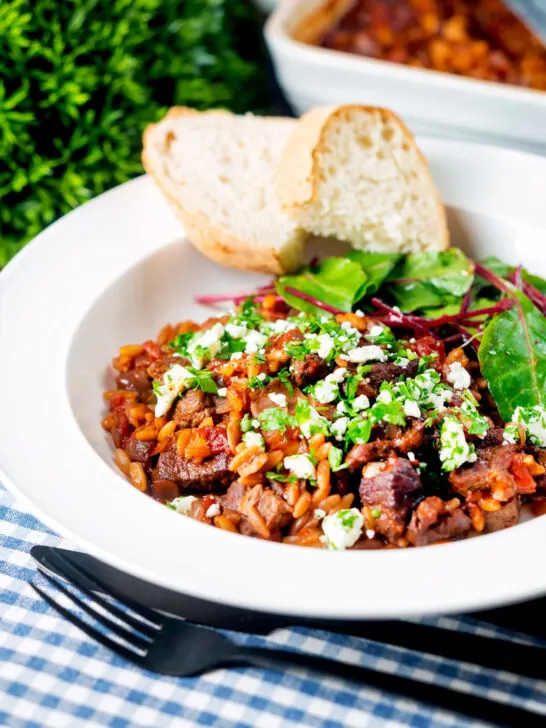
[234,646,542,727]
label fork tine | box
[36,568,151,651]
[38,551,159,638]
[30,581,143,664]
[43,549,161,627]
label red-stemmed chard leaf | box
[477,263,546,421]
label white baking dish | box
[265,0,546,155]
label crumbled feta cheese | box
[225,322,246,339]
[330,417,349,441]
[447,362,471,390]
[268,392,287,407]
[313,379,339,404]
[314,509,326,519]
[257,373,267,381]
[322,508,364,550]
[503,425,520,445]
[251,419,260,428]
[313,333,335,360]
[154,364,194,417]
[366,529,376,540]
[409,337,416,343]
[403,400,421,418]
[355,309,364,317]
[230,351,243,360]
[169,495,198,515]
[407,451,416,462]
[243,431,265,450]
[326,368,348,384]
[244,330,267,354]
[344,345,387,364]
[299,406,330,439]
[439,416,477,471]
[352,395,370,412]
[513,405,546,447]
[395,357,409,368]
[336,401,348,415]
[368,325,385,338]
[377,390,393,404]
[284,454,316,480]
[217,387,227,397]
[187,322,224,368]
[268,319,294,334]
[206,503,221,518]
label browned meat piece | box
[355,360,419,397]
[483,498,520,533]
[407,496,471,546]
[250,381,303,419]
[480,427,514,448]
[116,368,151,395]
[173,390,212,428]
[346,422,425,470]
[122,435,156,467]
[359,457,423,543]
[347,441,393,470]
[393,421,425,452]
[239,483,291,539]
[221,480,246,511]
[243,484,291,530]
[151,479,180,503]
[449,444,518,502]
[155,445,235,493]
[528,447,546,494]
[291,354,330,388]
[221,481,291,540]
[146,355,189,381]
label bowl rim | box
[265,0,546,106]
[2,139,546,619]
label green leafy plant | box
[0,0,267,266]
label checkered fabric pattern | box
[1,483,545,728]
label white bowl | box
[265,0,546,155]
[1,138,546,619]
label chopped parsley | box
[187,368,219,395]
[266,471,298,483]
[258,408,295,433]
[240,414,254,433]
[345,417,372,446]
[328,445,348,472]
[169,331,195,352]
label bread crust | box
[142,107,303,275]
[277,104,449,251]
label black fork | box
[30,549,544,728]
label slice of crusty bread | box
[277,105,449,254]
[142,107,306,275]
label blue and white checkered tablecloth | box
[1,482,545,728]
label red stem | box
[507,272,546,316]
[284,287,342,314]
[513,265,523,290]
[426,299,513,327]
[460,286,472,314]
[474,262,513,295]
[195,291,278,305]
[371,298,432,336]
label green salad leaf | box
[478,290,546,421]
[422,297,499,319]
[276,257,368,314]
[346,251,402,295]
[387,249,474,312]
